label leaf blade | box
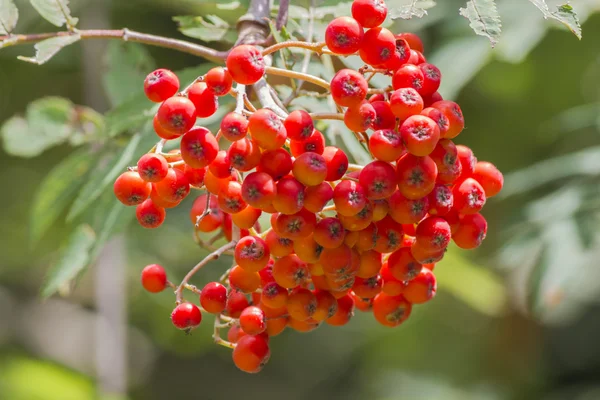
[29,0,78,28]
[0,0,18,34]
[17,33,80,65]
[390,0,436,20]
[527,0,581,39]
[30,148,97,245]
[459,0,502,47]
[40,224,96,299]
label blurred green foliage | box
[1,0,600,399]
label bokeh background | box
[1,0,600,399]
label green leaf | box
[173,15,236,43]
[88,195,135,261]
[0,0,18,34]
[29,0,78,28]
[436,247,508,317]
[527,0,581,39]
[104,94,155,137]
[66,134,143,221]
[41,224,96,299]
[30,148,98,245]
[102,42,155,107]
[67,126,157,221]
[18,33,80,65]
[1,96,104,157]
[390,0,436,20]
[459,0,502,47]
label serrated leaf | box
[102,42,155,107]
[268,20,297,70]
[29,0,78,28]
[459,0,502,47]
[88,195,135,261]
[41,224,96,298]
[104,94,155,137]
[173,15,236,43]
[18,33,80,65]
[528,0,581,39]
[0,0,18,34]
[67,127,157,220]
[30,148,97,245]
[390,0,436,20]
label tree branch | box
[276,0,290,30]
[1,29,227,62]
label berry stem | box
[233,84,247,115]
[310,112,344,121]
[265,66,330,90]
[261,40,326,57]
[1,29,227,62]
[347,163,364,172]
[253,77,288,118]
[175,240,237,304]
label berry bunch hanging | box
[114,0,504,374]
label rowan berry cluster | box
[113,0,503,374]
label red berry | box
[205,67,233,96]
[359,27,396,66]
[220,112,248,142]
[428,184,453,216]
[330,69,368,108]
[392,64,424,91]
[292,152,327,187]
[190,194,223,232]
[369,129,405,162]
[228,137,261,172]
[272,176,305,215]
[452,213,487,249]
[226,45,265,85]
[153,114,180,140]
[388,247,422,281]
[235,236,270,272]
[453,177,486,214]
[303,182,334,213]
[226,291,250,318]
[232,334,270,373]
[384,38,411,71]
[200,282,227,313]
[374,216,404,254]
[352,0,387,28]
[154,168,190,203]
[333,180,368,216]
[387,190,429,224]
[325,294,355,326]
[287,287,317,321]
[136,199,166,228]
[325,16,364,55]
[144,69,179,102]
[229,265,261,293]
[415,216,451,252]
[396,32,424,53]
[275,209,317,240]
[421,107,450,137]
[322,146,349,181]
[239,306,267,335]
[289,129,325,156]
[171,303,202,330]
[180,127,219,168]
[141,264,167,293]
[471,161,503,197]
[430,139,462,184]
[241,171,277,209]
[272,254,309,289]
[257,148,293,180]
[456,144,477,181]
[137,154,168,183]
[400,114,440,156]
[344,100,376,132]
[372,293,412,327]
[188,82,218,118]
[359,160,397,200]
[314,217,346,249]
[403,267,436,304]
[419,63,442,97]
[248,108,287,150]
[390,87,424,120]
[284,110,314,141]
[114,171,151,206]
[208,150,232,179]
[156,96,197,135]
[432,100,464,139]
[396,153,437,199]
[370,101,396,130]
[218,180,247,214]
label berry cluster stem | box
[175,240,238,304]
[1,29,227,62]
